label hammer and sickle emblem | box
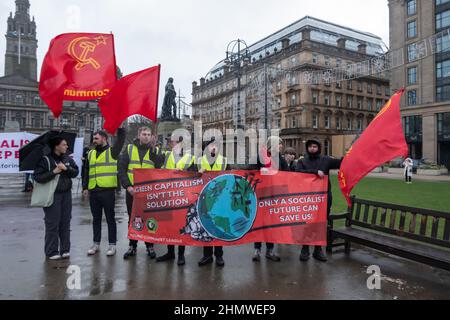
[68,36,107,71]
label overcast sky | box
[0,0,389,113]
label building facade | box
[192,16,390,157]
[0,0,103,139]
[389,0,450,169]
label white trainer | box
[87,244,100,256]
[106,245,116,257]
[48,255,61,261]
[61,253,70,259]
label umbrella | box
[19,130,77,171]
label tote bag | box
[30,157,60,208]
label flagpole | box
[18,29,21,65]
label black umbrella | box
[19,130,77,171]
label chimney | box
[301,28,311,41]
[358,43,367,54]
[200,77,205,86]
[337,38,347,49]
[281,38,290,49]
[192,81,198,89]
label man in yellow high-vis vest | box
[118,127,165,260]
[82,128,125,257]
[156,135,195,266]
[197,137,229,268]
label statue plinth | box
[157,119,184,147]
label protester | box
[34,137,79,260]
[83,129,125,257]
[253,136,289,263]
[403,157,413,184]
[118,127,165,260]
[296,139,342,262]
[197,137,229,268]
[283,147,298,171]
[156,135,196,266]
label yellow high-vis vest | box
[127,144,156,186]
[198,154,227,172]
[88,148,118,190]
[162,151,195,170]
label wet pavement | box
[0,181,449,300]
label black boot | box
[313,246,328,262]
[177,255,186,266]
[215,256,225,267]
[198,256,213,267]
[146,246,156,259]
[123,246,137,260]
[300,246,310,262]
[156,252,175,262]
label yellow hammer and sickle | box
[68,36,106,71]
[374,99,392,121]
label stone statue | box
[161,77,178,121]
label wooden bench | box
[327,197,450,271]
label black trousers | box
[204,246,223,258]
[405,172,412,183]
[126,191,153,249]
[43,191,72,257]
[167,245,185,256]
[254,243,274,250]
[303,192,333,251]
[89,190,117,245]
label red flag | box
[338,89,408,207]
[98,65,161,135]
[39,33,117,118]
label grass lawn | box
[329,174,450,214]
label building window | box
[336,117,342,130]
[312,114,318,129]
[325,115,330,129]
[376,85,382,95]
[15,95,24,105]
[436,60,450,79]
[336,81,342,89]
[436,10,450,30]
[31,113,43,128]
[324,94,330,106]
[408,44,418,62]
[0,94,4,103]
[336,59,341,68]
[324,140,330,156]
[312,53,318,64]
[347,117,352,130]
[291,117,297,128]
[376,99,384,110]
[407,20,417,39]
[277,81,282,91]
[312,91,319,104]
[367,83,372,94]
[437,112,450,135]
[407,0,416,16]
[357,118,363,131]
[290,94,297,107]
[336,95,342,107]
[437,85,450,102]
[347,95,353,108]
[436,33,450,53]
[277,97,282,108]
[34,96,41,106]
[324,56,330,66]
[357,97,363,109]
[403,115,422,137]
[347,80,353,90]
[368,99,373,111]
[357,82,363,92]
[408,66,418,84]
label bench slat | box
[389,210,396,229]
[380,208,387,227]
[431,217,440,239]
[355,202,362,222]
[399,211,407,232]
[444,219,450,241]
[362,204,370,223]
[371,207,378,225]
[420,215,428,236]
[409,214,417,234]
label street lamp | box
[224,39,251,130]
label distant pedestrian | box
[283,147,298,171]
[403,157,413,184]
[34,137,79,260]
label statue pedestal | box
[157,120,184,148]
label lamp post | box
[224,39,251,130]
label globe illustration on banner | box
[197,174,257,242]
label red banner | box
[129,169,328,246]
[39,33,117,118]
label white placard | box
[0,132,39,173]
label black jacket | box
[118,139,165,189]
[246,152,290,172]
[34,153,79,193]
[82,128,126,192]
[295,140,342,191]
